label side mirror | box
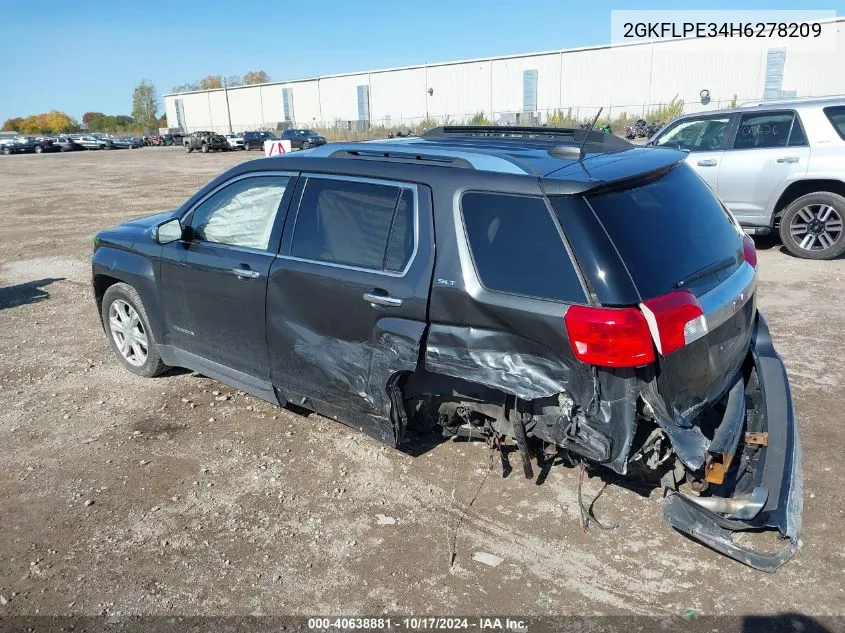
[154,218,183,244]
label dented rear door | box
[266,174,434,445]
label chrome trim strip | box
[699,261,757,332]
[277,174,420,278]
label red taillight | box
[640,290,706,357]
[742,234,757,268]
[564,305,655,367]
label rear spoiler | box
[540,148,687,196]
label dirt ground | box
[1,147,844,621]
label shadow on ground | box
[0,278,64,310]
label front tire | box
[779,192,845,260]
[185,144,192,153]
[301,141,311,150]
[201,143,209,153]
[35,145,43,154]
[101,283,168,378]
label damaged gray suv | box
[92,126,802,571]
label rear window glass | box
[584,164,742,300]
[460,192,586,303]
[823,106,845,140]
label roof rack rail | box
[422,125,584,140]
[329,148,474,169]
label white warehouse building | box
[164,18,845,133]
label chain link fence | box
[179,97,750,140]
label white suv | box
[224,133,244,150]
[651,96,845,259]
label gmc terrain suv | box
[92,126,801,571]
[651,95,845,259]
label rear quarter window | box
[823,106,845,140]
[460,192,586,303]
[584,164,742,300]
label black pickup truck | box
[92,126,801,571]
[183,131,228,153]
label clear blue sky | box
[0,0,840,123]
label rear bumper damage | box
[661,315,803,572]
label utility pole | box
[222,78,233,134]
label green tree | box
[242,70,269,85]
[198,75,223,90]
[132,80,159,130]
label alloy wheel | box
[108,299,148,367]
[789,204,843,252]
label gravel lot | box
[0,148,844,622]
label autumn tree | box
[198,75,223,90]
[4,111,78,134]
[171,82,199,93]
[83,112,105,124]
[42,110,78,133]
[131,80,159,130]
[243,70,269,85]
[2,117,24,131]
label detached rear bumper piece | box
[662,314,803,572]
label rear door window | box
[460,192,586,303]
[653,116,731,152]
[732,111,797,149]
[823,106,845,140]
[290,177,415,273]
[581,164,742,301]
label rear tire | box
[779,192,845,260]
[35,145,43,154]
[201,143,209,153]
[185,144,192,153]
[101,283,168,378]
[301,141,311,150]
[244,142,251,151]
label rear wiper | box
[674,257,736,289]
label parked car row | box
[179,129,328,154]
[0,132,151,155]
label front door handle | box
[363,292,403,308]
[232,267,261,279]
[776,156,800,164]
[697,159,718,167]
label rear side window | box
[584,164,742,301]
[460,192,585,303]
[823,106,845,140]
[291,177,414,273]
[732,111,802,149]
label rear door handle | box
[776,156,799,164]
[231,267,261,279]
[363,292,403,307]
[697,159,718,167]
